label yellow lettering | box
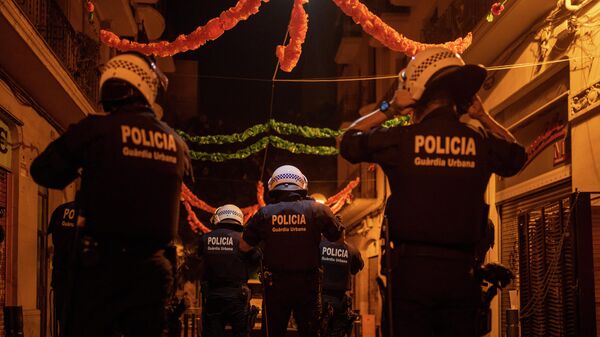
[272,215,277,224]
[451,138,461,155]
[131,127,142,145]
[415,135,424,153]
[141,129,151,147]
[445,137,450,155]
[435,136,445,154]
[425,136,435,154]
[167,135,177,152]
[147,130,155,147]
[461,137,466,155]
[155,132,163,149]
[162,134,169,150]
[63,208,75,219]
[465,138,476,156]
[121,126,131,143]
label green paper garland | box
[178,116,409,145]
[178,119,343,145]
[382,115,410,128]
[184,115,410,161]
[188,136,338,162]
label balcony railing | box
[15,0,99,103]
[422,0,495,44]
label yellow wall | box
[479,1,600,335]
[0,78,77,337]
[482,2,600,193]
[569,3,600,192]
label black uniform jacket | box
[198,222,260,287]
[320,239,364,292]
[243,194,343,272]
[48,201,80,271]
[31,106,192,247]
[340,107,527,247]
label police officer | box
[30,52,192,337]
[340,47,527,337]
[47,201,80,337]
[239,165,344,337]
[320,230,363,337]
[199,204,261,337]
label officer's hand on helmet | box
[390,89,416,116]
[466,95,488,120]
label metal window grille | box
[500,188,597,337]
[15,0,99,103]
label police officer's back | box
[340,47,527,337]
[320,231,363,337]
[320,233,363,297]
[48,201,80,279]
[239,165,343,337]
[47,201,80,337]
[30,52,192,337]
[199,205,260,337]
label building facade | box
[0,0,163,335]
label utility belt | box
[393,242,475,261]
[201,282,251,309]
[260,267,321,287]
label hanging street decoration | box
[179,116,409,145]
[180,116,410,162]
[332,0,471,56]
[181,177,360,233]
[487,1,507,22]
[188,135,339,161]
[183,116,410,161]
[382,115,410,128]
[100,0,266,57]
[85,0,95,23]
[100,0,472,72]
[178,119,343,145]
[277,0,309,72]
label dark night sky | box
[163,0,344,234]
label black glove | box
[243,247,263,265]
[478,262,514,289]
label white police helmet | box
[211,204,244,225]
[268,165,308,192]
[100,52,168,107]
[399,47,487,102]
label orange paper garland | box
[100,0,472,71]
[100,0,267,57]
[182,200,211,233]
[276,0,309,72]
[332,0,472,55]
[181,178,359,233]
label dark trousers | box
[65,249,173,337]
[389,255,480,337]
[322,293,353,337]
[202,286,250,337]
[52,270,69,337]
[263,272,321,337]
